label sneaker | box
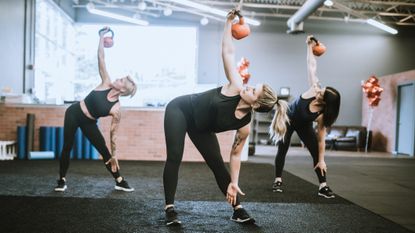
[272,181,283,193]
[318,186,335,198]
[115,178,134,192]
[165,207,181,226]
[54,179,67,192]
[231,208,255,224]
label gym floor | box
[251,145,415,232]
[0,147,413,233]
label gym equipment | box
[17,126,26,160]
[99,27,114,48]
[232,11,250,40]
[310,36,326,56]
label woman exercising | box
[272,36,340,198]
[54,27,137,192]
[162,10,290,226]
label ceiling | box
[74,0,415,27]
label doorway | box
[395,82,415,156]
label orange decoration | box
[362,75,383,107]
[237,57,251,84]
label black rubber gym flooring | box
[0,160,412,233]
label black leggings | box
[59,102,120,179]
[274,122,326,183]
[163,96,239,207]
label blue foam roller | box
[17,126,27,160]
[49,127,56,155]
[39,126,51,151]
[29,151,55,160]
[74,128,83,160]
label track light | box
[169,0,260,26]
[163,8,173,16]
[138,1,147,11]
[324,0,334,7]
[200,17,209,26]
[86,2,149,26]
[366,19,398,35]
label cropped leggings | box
[163,95,240,207]
[274,122,326,183]
[59,102,120,179]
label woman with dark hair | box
[54,27,137,192]
[162,9,290,226]
[272,35,341,198]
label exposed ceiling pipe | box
[286,0,325,34]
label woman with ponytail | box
[272,35,341,199]
[162,9,289,226]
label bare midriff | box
[80,100,96,120]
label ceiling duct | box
[286,0,325,34]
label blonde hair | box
[269,99,289,143]
[121,76,137,98]
[254,84,289,143]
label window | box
[35,0,198,107]
[75,25,198,107]
[34,0,76,103]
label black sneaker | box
[272,181,283,193]
[165,207,181,226]
[54,179,67,192]
[231,208,255,224]
[115,178,134,192]
[318,186,335,198]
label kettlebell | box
[99,27,115,48]
[310,37,326,56]
[232,11,250,40]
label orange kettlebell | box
[232,11,250,40]
[99,27,115,48]
[310,37,326,56]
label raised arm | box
[306,36,320,90]
[98,27,111,85]
[222,10,243,90]
[226,124,249,206]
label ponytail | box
[269,99,290,143]
[254,84,290,143]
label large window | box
[34,0,76,103]
[75,25,198,107]
[35,0,198,107]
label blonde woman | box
[162,10,289,226]
[54,27,137,192]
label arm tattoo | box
[232,133,242,151]
[110,112,121,156]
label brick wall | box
[361,69,415,152]
[0,104,235,161]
